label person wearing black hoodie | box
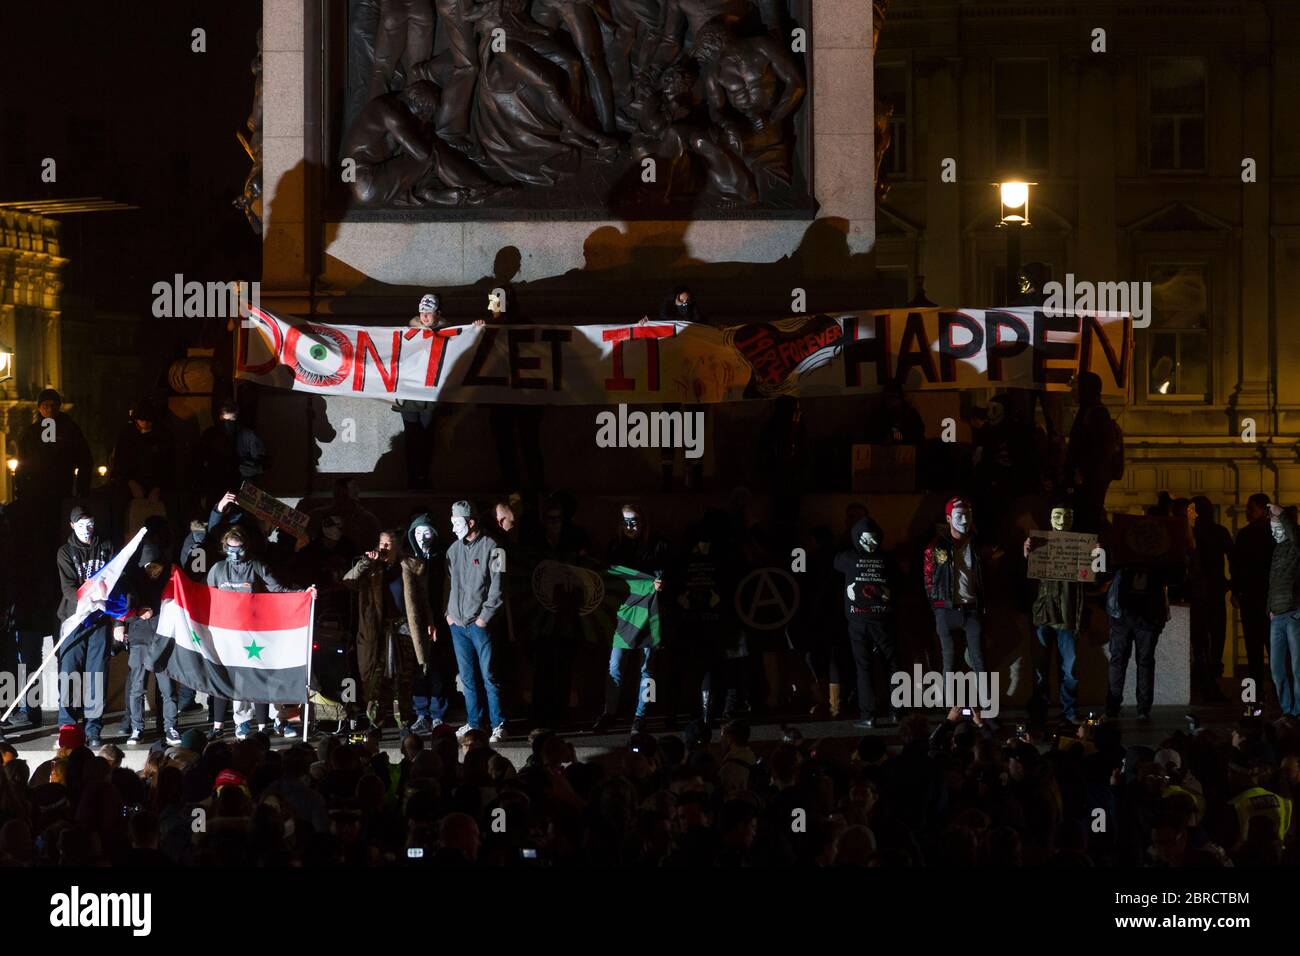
[55,506,116,747]
[407,512,454,731]
[121,542,181,747]
[834,516,903,729]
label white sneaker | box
[455,723,475,737]
[490,724,506,743]
[429,718,445,730]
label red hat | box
[214,769,248,792]
[57,724,86,750]
[945,496,970,518]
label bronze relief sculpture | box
[335,0,812,218]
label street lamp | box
[994,181,1036,305]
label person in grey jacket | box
[445,500,507,742]
[1267,503,1300,716]
[206,525,291,740]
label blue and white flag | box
[59,527,148,640]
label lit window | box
[1146,264,1209,399]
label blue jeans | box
[606,645,654,718]
[57,621,110,738]
[450,623,505,729]
[1031,625,1078,720]
[1270,611,1300,716]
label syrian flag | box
[151,568,313,704]
[60,527,149,640]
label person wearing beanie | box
[923,497,988,684]
[393,293,447,489]
[445,500,507,742]
[55,506,116,748]
[835,515,903,729]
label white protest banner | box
[1026,531,1098,582]
[236,306,1131,405]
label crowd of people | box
[1,705,1296,867]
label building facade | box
[0,209,65,502]
[876,0,1300,668]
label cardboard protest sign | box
[236,482,311,540]
[1026,530,1098,582]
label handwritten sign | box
[236,482,310,540]
[1026,530,1098,582]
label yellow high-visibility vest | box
[1228,787,1292,842]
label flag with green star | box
[150,568,314,704]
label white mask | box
[73,518,95,543]
[1272,521,1287,544]
[950,508,970,535]
[414,526,435,554]
[451,516,469,541]
[859,531,880,553]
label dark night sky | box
[0,2,263,313]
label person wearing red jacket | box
[923,497,986,678]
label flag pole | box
[302,587,316,739]
[0,627,78,725]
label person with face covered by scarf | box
[923,497,987,681]
[55,506,116,747]
[206,526,290,739]
[343,528,431,737]
[1023,505,1085,726]
[199,400,267,507]
[591,504,670,735]
[835,516,903,729]
[406,513,454,731]
[1266,503,1300,717]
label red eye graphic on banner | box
[283,324,354,388]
